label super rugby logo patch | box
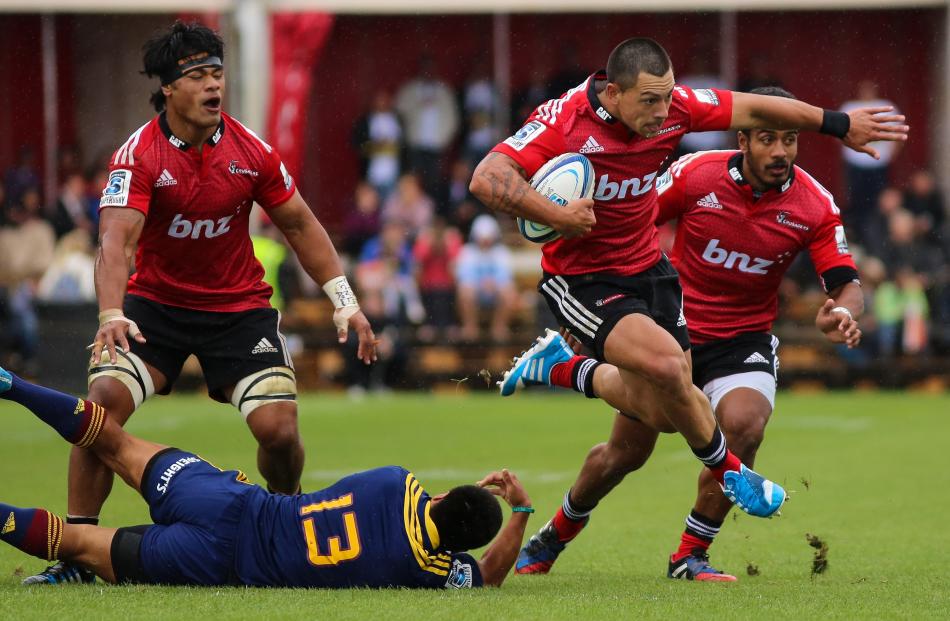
[504,121,546,151]
[100,170,131,207]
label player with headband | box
[23,21,376,586]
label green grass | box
[1,390,949,619]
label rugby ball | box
[518,153,595,244]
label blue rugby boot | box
[0,366,11,394]
[668,550,737,582]
[22,561,96,585]
[498,329,575,396]
[515,517,586,575]
[722,464,787,518]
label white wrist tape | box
[322,276,360,333]
[322,276,359,310]
[830,306,853,321]
[98,308,142,338]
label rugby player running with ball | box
[470,38,905,573]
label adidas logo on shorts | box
[252,338,279,355]
[744,352,769,364]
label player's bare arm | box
[92,207,147,364]
[268,191,377,364]
[470,152,595,239]
[475,469,532,587]
[729,92,909,159]
[816,282,864,348]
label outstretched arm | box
[730,92,908,159]
[474,469,532,587]
[470,152,595,239]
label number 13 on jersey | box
[300,493,362,566]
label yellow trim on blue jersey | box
[300,493,354,515]
[424,502,440,550]
[403,473,451,576]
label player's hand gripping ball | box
[518,152,595,243]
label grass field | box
[1,389,948,619]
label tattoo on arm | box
[477,152,530,216]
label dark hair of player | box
[142,21,225,113]
[606,37,672,90]
[740,86,797,137]
[429,485,503,551]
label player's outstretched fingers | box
[477,471,504,488]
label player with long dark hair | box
[24,21,376,585]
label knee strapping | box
[88,349,155,409]
[230,367,297,418]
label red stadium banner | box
[267,12,335,191]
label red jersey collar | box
[159,112,225,151]
[586,71,619,125]
[727,152,795,198]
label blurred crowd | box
[0,146,106,375]
[1,58,946,391]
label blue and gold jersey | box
[234,466,483,588]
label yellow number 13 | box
[300,493,362,566]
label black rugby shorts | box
[538,255,689,359]
[118,294,292,401]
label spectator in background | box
[862,186,904,258]
[442,159,478,221]
[58,144,82,179]
[349,222,424,392]
[352,90,403,200]
[36,229,96,303]
[342,181,382,259]
[840,81,902,245]
[49,173,94,241]
[874,265,930,357]
[86,166,109,230]
[251,224,290,311]
[4,145,40,205]
[881,209,943,280]
[381,172,434,238]
[462,60,499,165]
[395,55,459,198]
[736,55,783,93]
[413,216,463,342]
[674,55,731,158]
[512,75,549,132]
[903,169,945,244]
[455,214,518,343]
[0,186,55,375]
[546,44,587,99]
[0,180,8,227]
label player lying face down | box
[0,368,531,589]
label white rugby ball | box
[518,152,595,244]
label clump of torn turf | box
[806,533,828,576]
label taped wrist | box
[820,109,850,139]
[322,276,358,309]
[322,276,360,332]
[98,308,142,338]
